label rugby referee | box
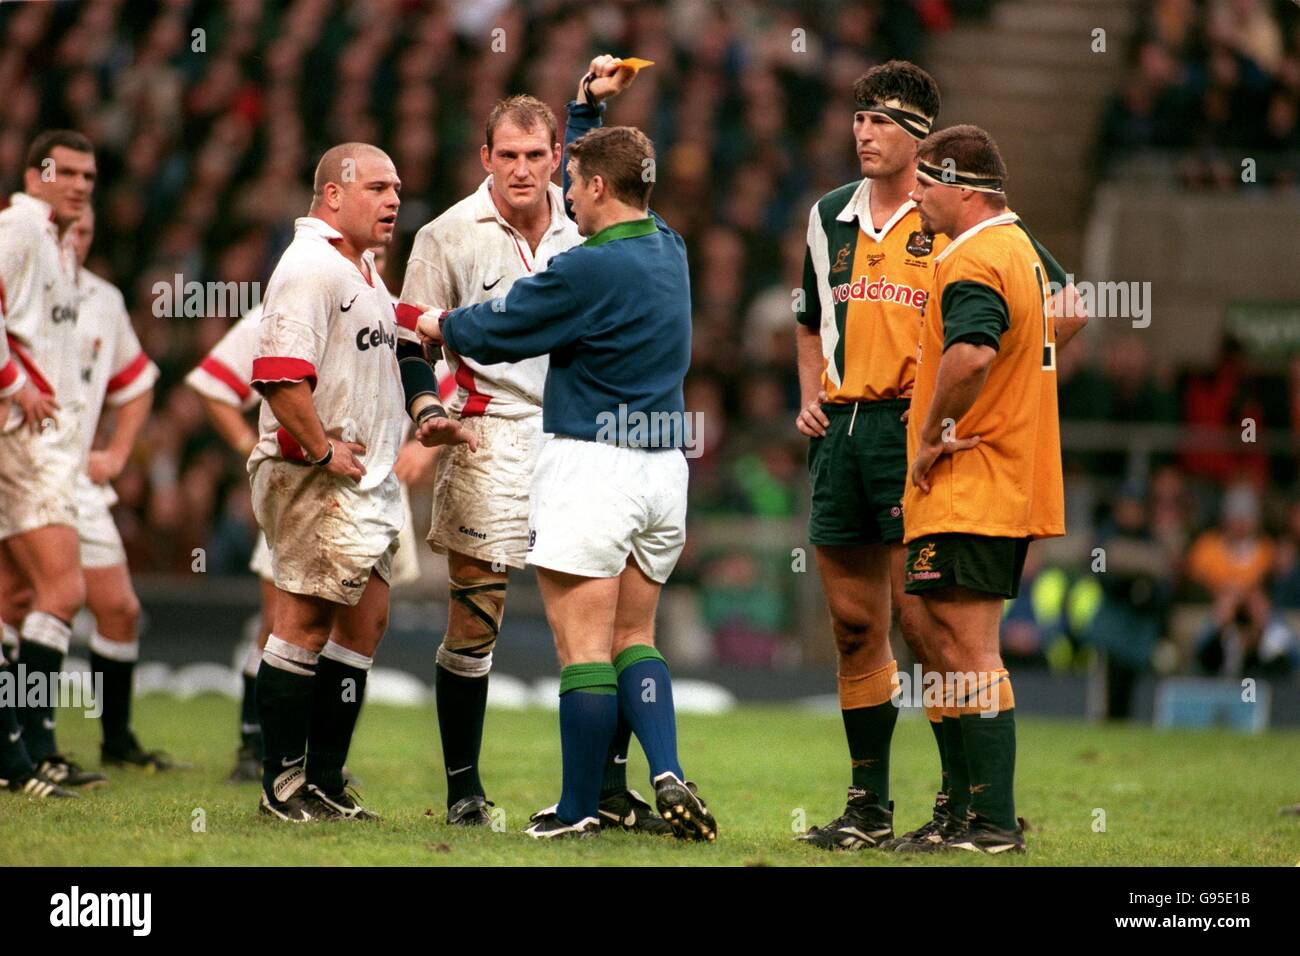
[419,55,716,841]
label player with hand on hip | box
[0,228,77,800]
[902,124,1071,854]
[248,142,473,822]
[186,244,434,784]
[0,207,174,772]
[0,130,106,790]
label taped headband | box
[855,98,933,139]
[916,159,1005,194]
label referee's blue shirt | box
[439,101,692,450]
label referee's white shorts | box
[526,437,687,584]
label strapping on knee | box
[445,574,506,657]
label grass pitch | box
[3,696,1298,866]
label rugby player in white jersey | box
[0,130,107,788]
[185,246,437,783]
[0,208,172,771]
[0,265,77,798]
[401,95,668,832]
[249,142,474,822]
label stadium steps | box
[926,0,1140,267]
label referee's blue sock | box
[555,663,618,824]
[614,645,684,783]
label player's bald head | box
[312,143,393,202]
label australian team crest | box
[830,243,852,273]
[906,231,934,257]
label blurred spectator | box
[1188,483,1295,674]
[1084,481,1175,719]
[1102,0,1300,188]
[1271,498,1300,608]
[1181,336,1270,487]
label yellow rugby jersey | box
[903,212,1065,542]
[798,179,949,402]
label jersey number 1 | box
[1033,262,1056,371]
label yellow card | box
[619,57,655,73]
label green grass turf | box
[3,695,1298,866]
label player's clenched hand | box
[415,307,446,347]
[795,390,831,438]
[579,54,639,104]
[14,382,58,434]
[415,415,478,452]
[909,433,981,494]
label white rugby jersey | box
[248,217,408,493]
[0,301,24,399]
[76,269,159,455]
[0,193,82,421]
[185,304,263,411]
[74,269,159,507]
[401,176,580,419]
[190,302,454,414]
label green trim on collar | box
[583,216,657,247]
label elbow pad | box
[397,339,439,419]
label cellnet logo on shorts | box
[50,886,151,936]
[594,404,705,458]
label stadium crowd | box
[0,0,1296,682]
[1099,0,1300,187]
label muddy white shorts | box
[0,416,80,540]
[249,531,273,579]
[251,482,418,586]
[74,475,126,569]
[428,413,546,570]
[251,460,403,606]
[526,437,688,583]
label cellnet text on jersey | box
[830,274,927,310]
[355,322,397,352]
[151,273,261,318]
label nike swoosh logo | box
[42,718,57,731]
[281,755,305,768]
[613,755,628,764]
[341,294,359,312]
[482,276,503,291]
[447,765,472,776]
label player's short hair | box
[853,61,941,127]
[918,124,1009,208]
[312,142,390,200]
[567,126,655,208]
[485,95,558,153]
[25,129,94,169]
